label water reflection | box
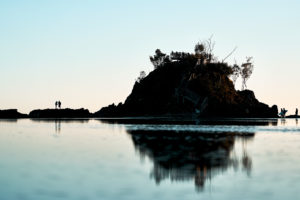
[280,119,286,125]
[30,119,90,135]
[127,130,254,191]
[55,120,61,134]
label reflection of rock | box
[127,130,253,191]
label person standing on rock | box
[58,101,61,109]
[295,108,298,116]
[55,101,58,109]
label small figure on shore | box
[295,108,298,116]
[58,101,61,109]
[55,101,58,109]
[279,108,288,118]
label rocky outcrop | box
[29,108,91,118]
[0,109,27,118]
[95,60,278,118]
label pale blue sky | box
[1,0,299,113]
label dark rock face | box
[0,109,27,118]
[95,61,278,118]
[29,108,91,118]
[200,90,278,118]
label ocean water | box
[1,118,300,200]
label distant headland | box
[0,108,92,119]
[0,109,27,119]
[0,40,288,119]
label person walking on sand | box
[58,101,61,109]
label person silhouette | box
[279,108,288,118]
[296,108,298,116]
[55,101,58,109]
[58,101,61,109]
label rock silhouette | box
[96,59,278,117]
[29,108,91,118]
[0,109,27,119]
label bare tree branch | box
[222,46,237,63]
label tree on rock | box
[137,71,146,83]
[194,37,215,65]
[150,49,170,69]
[241,57,254,90]
[231,64,241,86]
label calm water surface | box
[1,118,300,200]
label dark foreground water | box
[1,118,300,200]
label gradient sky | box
[1,0,300,114]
